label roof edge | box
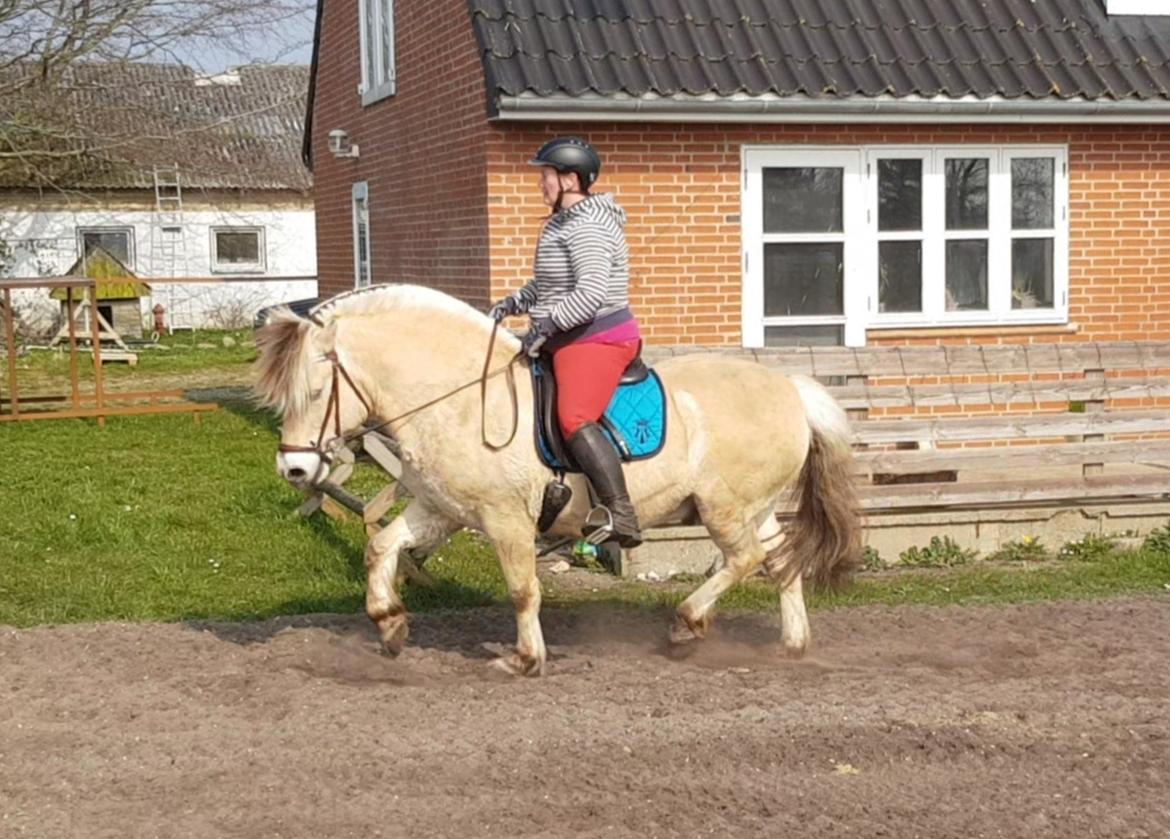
[302,0,325,169]
[494,92,1170,124]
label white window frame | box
[352,181,372,289]
[742,148,868,347]
[358,0,396,105]
[210,226,266,274]
[865,145,1069,329]
[741,144,1069,347]
[77,226,135,269]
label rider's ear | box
[311,319,338,354]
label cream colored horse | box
[255,285,860,676]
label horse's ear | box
[311,318,338,353]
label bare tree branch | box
[0,0,314,188]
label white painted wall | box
[0,206,317,334]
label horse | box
[254,284,861,676]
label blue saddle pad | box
[535,367,667,472]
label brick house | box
[304,0,1170,348]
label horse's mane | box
[253,284,508,417]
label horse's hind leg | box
[764,542,809,658]
[671,502,777,645]
[365,501,454,656]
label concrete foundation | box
[623,501,1170,578]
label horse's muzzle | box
[276,450,328,487]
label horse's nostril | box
[287,467,307,481]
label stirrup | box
[581,505,615,546]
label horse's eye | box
[309,389,323,400]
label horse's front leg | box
[365,501,453,656]
[483,517,546,676]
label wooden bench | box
[634,341,1170,573]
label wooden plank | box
[3,289,18,416]
[362,432,403,479]
[857,473,1170,511]
[329,462,355,488]
[826,376,1170,411]
[315,481,367,517]
[363,483,399,524]
[0,401,217,422]
[852,409,1170,445]
[296,493,324,518]
[856,440,1170,476]
[644,342,1170,378]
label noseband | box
[277,350,374,465]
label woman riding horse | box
[489,137,643,548]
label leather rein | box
[277,320,521,465]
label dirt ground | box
[2,596,1168,839]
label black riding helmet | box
[528,136,601,191]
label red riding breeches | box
[551,339,640,439]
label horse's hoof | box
[783,639,809,660]
[490,651,545,677]
[670,610,709,645]
[375,615,409,657]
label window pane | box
[379,0,394,83]
[1012,238,1054,309]
[879,240,922,313]
[764,325,843,347]
[1012,158,1054,229]
[363,0,377,87]
[215,231,260,264]
[945,158,989,230]
[764,242,843,316]
[878,159,922,231]
[763,168,843,233]
[354,197,370,287]
[945,240,989,311]
[81,231,131,265]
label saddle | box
[529,349,667,473]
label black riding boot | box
[567,422,643,549]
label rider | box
[489,136,642,548]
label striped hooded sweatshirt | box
[512,192,637,348]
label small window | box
[211,227,265,273]
[352,182,371,289]
[78,227,134,268]
[359,0,395,104]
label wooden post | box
[2,288,18,416]
[88,284,106,427]
[1082,367,1106,477]
[66,286,80,409]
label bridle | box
[277,320,521,466]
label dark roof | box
[2,63,312,192]
[469,0,1170,104]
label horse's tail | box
[769,375,862,592]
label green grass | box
[1,370,1168,628]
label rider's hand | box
[488,295,521,322]
[521,316,557,357]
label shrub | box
[898,536,977,568]
[989,536,1049,563]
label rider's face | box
[538,166,579,207]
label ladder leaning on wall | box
[152,165,195,333]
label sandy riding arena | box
[2,597,1168,838]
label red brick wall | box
[487,124,1170,347]
[311,0,490,303]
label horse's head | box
[254,309,372,489]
